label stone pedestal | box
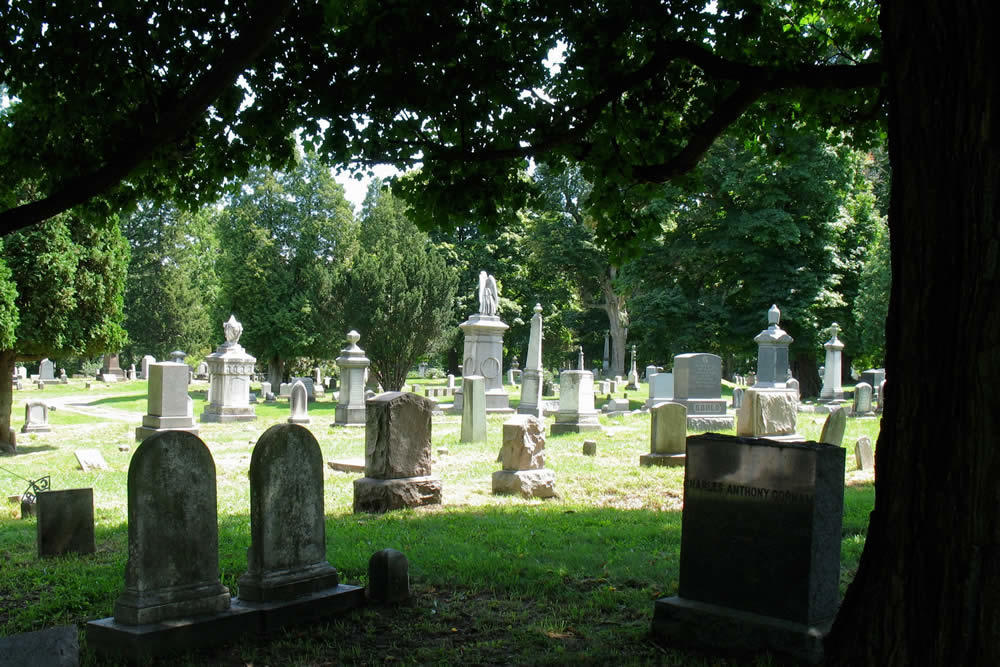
[453,313,512,413]
[753,305,793,389]
[98,354,125,380]
[550,370,601,435]
[201,316,256,423]
[137,363,199,441]
[334,331,370,427]
[493,415,556,498]
[353,392,442,513]
[736,388,802,441]
[460,376,487,443]
[516,304,545,418]
[819,324,845,401]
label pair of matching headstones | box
[113,425,335,625]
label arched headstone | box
[287,380,310,425]
[113,431,230,625]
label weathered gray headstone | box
[732,386,745,410]
[737,388,800,440]
[39,358,55,380]
[238,424,339,600]
[855,436,875,472]
[582,440,597,456]
[21,400,52,433]
[353,392,442,513]
[859,369,885,398]
[652,433,846,663]
[460,375,487,443]
[551,370,601,435]
[287,380,310,425]
[853,382,874,416]
[672,353,731,430]
[641,402,687,467]
[819,406,847,446]
[368,548,409,603]
[140,354,156,379]
[37,488,96,557]
[645,372,674,409]
[113,431,230,625]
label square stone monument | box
[98,353,125,380]
[201,316,256,423]
[492,415,556,498]
[353,392,442,513]
[737,388,802,440]
[334,330,370,427]
[460,375,487,443]
[640,402,687,467]
[550,369,601,435]
[672,353,733,430]
[652,433,846,663]
[136,362,199,441]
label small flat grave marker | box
[75,449,110,471]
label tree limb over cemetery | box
[1,2,997,664]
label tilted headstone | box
[201,315,256,423]
[287,380,310,425]
[819,406,848,446]
[853,382,874,416]
[75,449,109,471]
[136,362,199,441]
[36,488,96,557]
[353,392,442,513]
[855,436,875,472]
[113,431,230,624]
[460,375,487,443]
[334,330,370,427]
[238,424,339,600]
[652,434,846,663]
[641,402,687,467]
[21,400,52,433]
[493,415,556,498]
[551,369,601,435]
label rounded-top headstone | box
[368,548,410,603]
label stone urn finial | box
[346,330,361,349]
[768,304,781,326]
[223,315,243,344]
[533,303,542,315]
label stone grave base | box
[550,412,602,435]
[21,423,51,434]
[492,469,556,498]
[651,596,830,665]
[334,405,367,427]
[200,406,256,423]
[686,415,735,431]
[327,458,366,473]
[114,582,232,625]
[353,476,442,513]
[88,585,363,661]
[639,453,686,467]
[0,625,78,666]
[238,562,340,602]
[135,424,200,441]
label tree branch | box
[0,0,293,237]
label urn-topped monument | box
[200,315,257,423]
[453,271,512,413]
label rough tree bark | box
[0,350,15,453]
[827,2,999,664]
[600,267,628,377]
[267,357,285,391]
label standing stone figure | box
[478,271,499,316]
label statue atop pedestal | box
[454,272,512,413]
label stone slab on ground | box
[652,596,829,665]
[353,476,442,513]
[639,452,686,467]
[233,584,365,635]
[0,625,79,667]
[491,469,557,498]
[327,458,366,473]
[87,605,258,662]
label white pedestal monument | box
[740,305,801,440]
[334,330,370,427]
[137,362,199,440]
[453,271,512,413]
[820,323,845,401]
[200,316,256,423]
[551,369,601,435]
[517,304,545,418]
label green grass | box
[0,378,877,665]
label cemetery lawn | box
[0,379,878,665]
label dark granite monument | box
[652,433,846,664]
[36,488,95,557]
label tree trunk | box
[0,349,14,453]
[447,346,459,376]
[791,355,820,399]
[267,357,284,389]
[827,3,1000,664]
[601,269,628,377]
